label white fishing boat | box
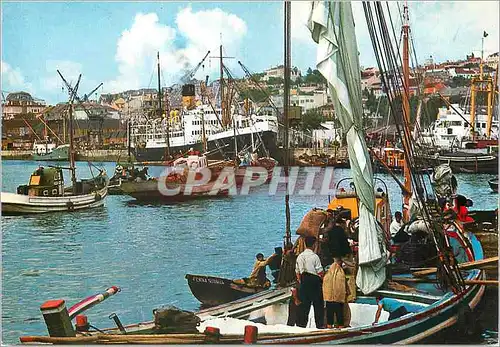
[1,168,108,215]
[1,71,109,216]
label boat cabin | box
[381,148,405,169]
[32,141,57,155]
[16,167,64,197]
[327,177,392,233]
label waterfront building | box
[2,91,46,120]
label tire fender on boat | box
[94,193,102,202]
[67,201,74,211]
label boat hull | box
[417,153,498,174]
[1,186,107,216]
[120,179,229,202]
[133,131,279,163]
[185,274,269,307]
[32,145,70,161]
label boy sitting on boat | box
[233,252,277,288]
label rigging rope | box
[363,1,465,293]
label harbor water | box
[1,160,498,344]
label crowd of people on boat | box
[243,187,480,330]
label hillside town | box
[2,51,498,154]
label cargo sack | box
[296,208,328,237]
[153,306,201,333]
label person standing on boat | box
[295,236,324,329]
[247,252,276,287]
[322,257,349,328]
[373,296,408,325]
[389,211,403,239]
[327,214,352,262]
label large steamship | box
[130,84,280,162]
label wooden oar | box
[393,277,499,286]
[411,256,499,277]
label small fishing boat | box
[185,274,271,307]
[1,166,108,215]
[120,155,231,202]
[107,163,148,195]
[234,156,277,186]
[488,177,498,193]
[2,71,108,215]
[32,142,70,161]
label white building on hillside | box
[263,65,301,82]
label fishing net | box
[152,306,200,333]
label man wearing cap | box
[295,236,325,328]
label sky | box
[1,1,499,105]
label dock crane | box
[57,70,105,147]
[181,50,210,84]
[82,82,104,102]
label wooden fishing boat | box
[107,163,148,195]
[32,143,70,161]
[416,151,498,174]
[120,155,231,202]
[488,177,498,193]
[1,167,108,216]
[185,274,271,307]
[2,71,109,215]
[18,226,490,344]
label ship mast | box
[283,0,292,249]
[157,52,170,160]
[470,32,495,141]
[401,2,412,221]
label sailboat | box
[1,72,108,215]
[18,1,491,344]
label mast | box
[401,2,412,221]
[487,63,498,137]
[68,99,77,194]
[283,0,292,249]
[127,119,131,162]
[220,44,224,119]
[157,52,170,159]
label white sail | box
[308,1,387,294]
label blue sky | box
[2,1,499,105]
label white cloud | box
[1,60,34,94]
[290,1,312,42]
[104,7,248,93]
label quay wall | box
[2,147,350,165]
[1,149,132,162]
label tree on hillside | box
[266,77,284,85]
[299,109,324,131]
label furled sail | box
[308,1,387,293]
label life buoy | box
[52,188,58,195]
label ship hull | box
[133,131,279,163]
